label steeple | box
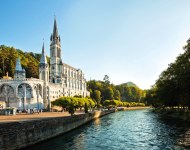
[53,17,58,39]
[51,16,60,43]
[40,42,47,64]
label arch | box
[0,84,14,97]
[17,83,32,98]
[33,83,43,97]
[0,84,14,107]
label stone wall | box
[0,110,114,150]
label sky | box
[1,0,190,89]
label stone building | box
[0,18,90,110]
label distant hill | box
[118,82,139,89]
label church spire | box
[53,16,58,39]
[40,42,47,64]
[51,16,61,43]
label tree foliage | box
[87,76,145,104]
[103,100,145,108]
[0,45,48,78]
[146,41,190,109]
[51,97,96,113]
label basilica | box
[0,18,90,110]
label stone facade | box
[0,18,90,110]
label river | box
[26,109,190,150]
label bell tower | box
[49,17,63,83]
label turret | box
[14,58,26,79]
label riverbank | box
[152,108,190,148]
[117,106,150,111]
[152,108,190,121]
[0,110,114,150]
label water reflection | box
[26,109,190,150]
[94,118,100,126]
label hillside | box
[0,45,43,78]
[88,79,145,103]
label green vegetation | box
[103,100,145,108]
[51,97,96,115]
[87,75,145,104]
[145,41,190,110]
[51,96,145,114]
[84,103,88,113]
[0,45,50,78]
[68,103,75,116]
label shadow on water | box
[153,111,190,149]
[24,109,190,150]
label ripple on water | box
[25,109,190,150]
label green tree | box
[114,90,121,100]
[104,87,114,101]
[51,97,71,111]
[25,61,39,78]
[103,75,110,85]
[94,90,101,106]
[68,103,75,116]
[146,39,190,109]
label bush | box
[52,97,95,113]
[103,99,145,108]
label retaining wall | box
[0,110,114,150]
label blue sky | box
[1,0,190,89]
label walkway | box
[0,111,84,123]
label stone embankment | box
[0,110,114,150]
[117,106,150,111]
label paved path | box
[0,111,85,123]
[0,107,149,123]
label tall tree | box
[104,87,114,100]
[94,90,101,105]
[114,89,121,100]
[103,75,110,85]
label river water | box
[27,109,190,150]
